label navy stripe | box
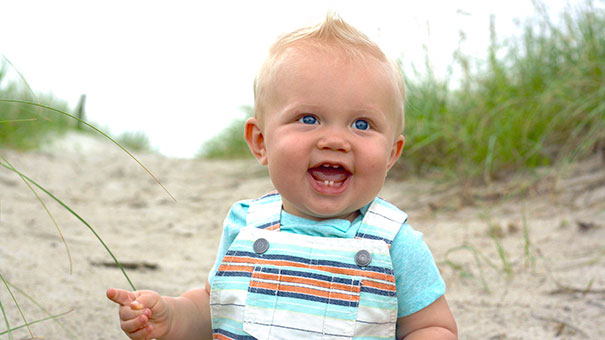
[256,267,361,286]
[209,302,246,308]
[256,220,280,229]
[216,271,252,278]
[248,287,359,307]
[355,319,396,325]
[225,250,393,275]
[368,208,404,223]
[354,232,393,245]
[361,286,397,297]
[213,328,256,340]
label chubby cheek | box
[358,145,392,175]
[265,137,307,187]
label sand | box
[1,133,603,339]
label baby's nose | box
[317,130,351,152]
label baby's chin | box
[301,208,361,222]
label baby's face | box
[256,50,404,221]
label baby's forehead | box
[278,44,389,72]
[257,43,405,132]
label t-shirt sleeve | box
[207,200,250,286]
[391,223,446,317]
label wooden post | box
[75,94,86,129]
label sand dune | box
[1,135,603,339]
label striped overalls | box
[210,193,406,340]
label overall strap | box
[246,192,282,231]
[356,197,408,248]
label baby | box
[107,14,457,340]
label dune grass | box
[0,61,74,150]
[402,1,604,181]
[115,130,153,153]
[200,2,604,183]
[196,105,254,159]
[1,59,155,155]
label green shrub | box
[197,106,253,159]
[116,131,152,153]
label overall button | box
[355,250,372,267]
[253,238,269,254]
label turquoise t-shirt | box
[208,199,445,317]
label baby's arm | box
[106,282,212,340]
[396,295,457,340]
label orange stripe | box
[250,280,278,290]
[213,333,233,340]
[251,272,361,293]
[265,223,280,231]
[250,280,360,302]
[362,279,397,291]
[222,256,395,282]
[361,280,397,292]
[217,264,254,273]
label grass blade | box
[0,292,13,340]
[443,242,494,293]
[0,118,37,124]
[7,281,79,340]
[0,273,33,339]
[0,160,136,291]
[1,155,73,274]
[0,55,43,118]
[0,310,73,336]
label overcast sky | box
[1,0,576,158]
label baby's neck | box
[284,209,361,223]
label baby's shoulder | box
[225,199,252,224]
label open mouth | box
[308,163,351,189]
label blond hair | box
[253,13,406,132]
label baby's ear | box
[244,117,268,165]
[386,135,405,171]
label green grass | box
[200,2,604,182]
[400,2,604,181]
[196,105,253,159]
[0,61,73,149]
[116,130,153,153]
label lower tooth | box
[323,180,335,187]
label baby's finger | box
[128,325,153,340]
[130,291,160,311]
[129,326,153,340]
[120,312,152,337]
[107,288,135,306]
[119,305,150,322]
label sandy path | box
[1,135,603,339]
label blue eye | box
[299,115,318,125]
[352,119,370,130]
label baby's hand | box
[106,288,172,340]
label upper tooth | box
[323,164,330,167]
[333,165,339,168]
